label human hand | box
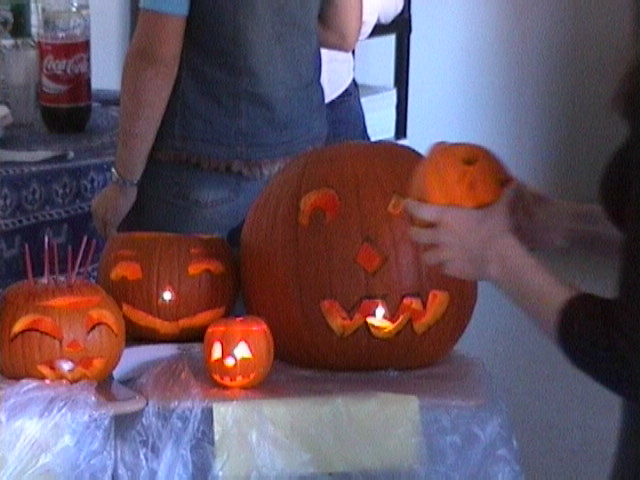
[404,184,518,281]
[91,184,137,238]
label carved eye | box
[10,314,63,341]
[210,340,223,361]
[298,188,340,226]
[109,261,143,281]
[86,309,123,336]
[233,341,253,360]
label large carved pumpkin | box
[0,279,125,382]
[240,142,477,370]
[98,232,239,342]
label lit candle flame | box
[366,303,393,330]
[159,287,175,303]
[54,358,76,373]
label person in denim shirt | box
[92,1,362,245]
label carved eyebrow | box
[86,309,122,336]
[37,295,103,309]
[10,314,63,341]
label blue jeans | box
[325,80,370,145]
[120,161,269,248]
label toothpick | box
[52,240,59,283]
[82,238,97,279]
[44,235,49,283]
[71,236,88,284]
[67,245,73,285]
[24,243,34,285]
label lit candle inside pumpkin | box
[159,286,176,304]
[365,303,393,331]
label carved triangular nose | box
[65,339,84,353]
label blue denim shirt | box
[150,0,327,165]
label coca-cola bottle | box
[37,0,91,133]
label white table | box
[113,344,524,479]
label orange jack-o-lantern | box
[203,316,274,388]
[240,141,477,371]
[0,279,126,383]
[98,232,239,342]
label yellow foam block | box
[212,391,423,477]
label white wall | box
[89,0,130,90]
[403,1,634,478]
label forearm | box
[560,201,623,255]
[511,185,623,256]
[488,234,579,340]
[114,13,184,182]
[318,0,362,51]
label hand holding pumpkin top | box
[406,142,577,338]
[406,142,513,281]
[405,185,518,282]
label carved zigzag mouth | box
[38,356,107,382]
[122,303,225,335]
[212,373,257,387]
[320,291,450,339]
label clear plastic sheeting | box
[0,378,115,480]
[114,344,524,479]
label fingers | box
[93,216,110,240]
[93,212,118,240]
[408,222,439,243]
[91,203,119,240]
[419,245,449,267]
[90,185,136,239]
[403,198,446,225]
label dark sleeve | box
[557,130,640,404]
[558,294,639,402]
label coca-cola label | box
[38,40,91,107]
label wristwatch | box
[110,165,140,188]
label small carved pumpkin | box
[410,142,511,208]
[203,316,274,388]
[241,142,477,371]
[0,279,125,383]
[97,232,239,342]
